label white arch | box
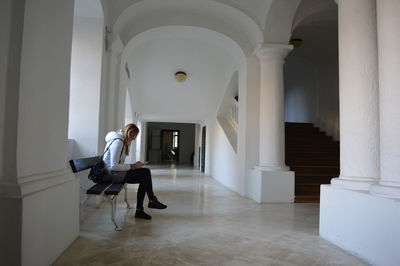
[112,0,263,56]
[292,0,337,31]
[121,25,246,67]
[119,25,247,124]
[263,0,302,43]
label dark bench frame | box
[69,156,132,231]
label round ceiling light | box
[290,38,303,47]
[175,71,187,83]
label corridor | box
[55,167,368,266]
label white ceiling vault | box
[106,0,273,31]
[124,26,241,123]
[103,0,330,124]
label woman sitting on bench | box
[103,123,167,219]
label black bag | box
[88,160,109,183]
[88,138,123,183]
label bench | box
[69,156,132,231]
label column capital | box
[254,43,293,62]
[110,47,122,65]
[107,30,124,57]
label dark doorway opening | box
[201,126,206,172]
[160,130,180,164]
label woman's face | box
[128,131,138,142]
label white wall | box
[199,54,256,197]
[208,117,241,192]
[284,19,339,139]
[243,56,260,197]
[284,55,339,139]
[315,63,339,139]
[68,15,104,158]
[204,58,250,196]
[284,58,317,123]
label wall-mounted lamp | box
[175,71,187,83]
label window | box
[173,131,179,149]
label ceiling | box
[126,29,238,123]
[114,0,338,123]
[107,0,273,30]
[289,0,338,66]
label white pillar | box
[104,37,124,132]
[1,1,79,265]
[248,43,294,203]
[370,0,400,199]
[255,43,292,171]
[331,0,380,190]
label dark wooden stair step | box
[295,183,322,194]
[286,160,339,166]
[295,174,334,184]
[290,166,339,175]
[285,122,339,203]
[295,195,320,203]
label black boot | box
[148,196,167,209]
[135,209,152,220]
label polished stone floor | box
[55,166,369,266]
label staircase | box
[285,122,340,203]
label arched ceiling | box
[292,0,337,31]
[105,0,273,31]
[111,0,264,55]
[288,0,338,65]
[102,0,337,123]
[264,0,302,43]
[124,26,241,123]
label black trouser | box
[125,168,155,210]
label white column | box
[106,42,123,131]
[370,0,400,199]
[255,43,292,171]
[331,0,379,190]
[1,1,79,265]
[248,43,294,203]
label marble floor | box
[55,166,369,266]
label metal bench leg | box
[124,184,133,209]
[95,195,104,209]
[110,196,122,231]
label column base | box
[370,183,400,199]
[0,170,80,266]
[331,176,378,191]
[248,168,294,203]
[320,185,400,266]
[255,163,290,171]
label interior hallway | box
[55,167,368,266]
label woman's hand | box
[132,161,145,169]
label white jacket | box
[103,131,130,172]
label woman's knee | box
[143,167,151,175]
[137,167,151,178]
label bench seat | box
[104,183,126,195]
[87,183,111,195]
[69,157,132,230]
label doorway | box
[161,130,180,164]
[201,126,206,172]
